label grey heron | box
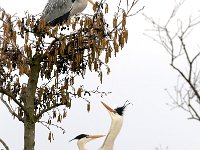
[42,0,95,26]
[98,101,131,150]
[70,134,105,150]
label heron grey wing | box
[42,0,56,17]
[42,0,73,23]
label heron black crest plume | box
[115,100,133,116]
[69,134,88,142]
[123,100,133,108]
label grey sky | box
[1,0,200,150]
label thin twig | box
[38,120,66,134]
[0,88,27,115]
[0,94,24,122]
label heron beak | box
[88,0,95,5]
[87,135,105,139]
[101,101,115,112]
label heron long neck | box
[99,117,123,150]
[77,141,87,150]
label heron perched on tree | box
[70,134,105,150]
[98,101,131,150]
[42,0,95,26]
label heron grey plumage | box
[42,0,95,26]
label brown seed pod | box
[87,102,90,112]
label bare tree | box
[145,1,200,121]
[0,0,143,149]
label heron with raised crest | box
[99,101,131,150]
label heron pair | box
[69,101,130,150]
[41,1,130,149]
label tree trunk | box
[23,55,41,150]
[24,116,35,150]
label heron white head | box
[70,134,105,143]
[101,101,131,119]
[98,101,132,150]
[70,134,105,150]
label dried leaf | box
[48,132,52,142]
[38,17,46,31]
[53,110,56,119]
[93,2,97,12]
[107,67,111,75]
[66,18,71,26]
[102,38,106,48]
[66,98,71,108]
[113,37,119,56]
[17,19,22,30]
[94,59,98,71]
[99,71,103,84]
[63,110,67,118]
[27,45,32,58]
[26,14,30,26]
[25,32,29,44]
[1,10,5,20]
[72,21,76,30]
[12,31,17,45]
[57,114,62,122]
[60,37,66,56]
[70,77,74,85]
[24,65,30,76]
[87,102,90,112]
[105,51,109,64]
[124,29,128,43]
[119,33,124,48]
[64,78,69,90]
[105,3,109,14]
[52,26,58,36]
[77,87,82,97]
[80,19,83,27]
[30,19,34,28]
[122,11,127,29]
[38,88,44,102]
[113,17,117,28]
[47,119,51,125]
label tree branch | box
[145,0,200,122]
[38,120,66,134]
[36,103,64,121]
[171,64,200,102]
[0,138,9,150]
[178,36,192,81]
[109,0,144,34]
[0,94,24,122]
[0,88,27,115]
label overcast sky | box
[1,0,200,150]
